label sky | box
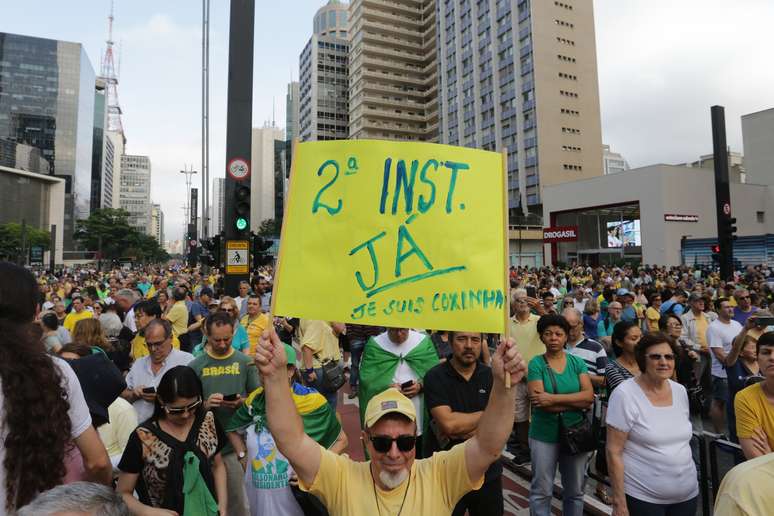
[2,0,773,242]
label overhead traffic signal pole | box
[223,0,255,296]
[711,106,736,280]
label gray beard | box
[379,468,409,489]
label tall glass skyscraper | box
[0,32,96,249]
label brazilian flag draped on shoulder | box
[358,331,439,430]
[226,382,341,449]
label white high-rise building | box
[106,130,125,209]
[299,1,349,141]
[119,154,151,233]
[251,125,285,228]
[603,145,630,175]
[150,203,164,244]
[286,81,301,143]
[209,177,225,235]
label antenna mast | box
[100,0,126,142]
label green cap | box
[284,343,297,368]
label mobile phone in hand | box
[223,393,239,401]
[526,286,537,298]
[142,387,156,394]
[400,380,414,390]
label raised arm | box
[464,339,525,483]
[254,329,322,487]
[727,316,758,368]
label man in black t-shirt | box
[424,331,503,516]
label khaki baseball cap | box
[364,388,416,428]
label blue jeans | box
[349,339,365,387]
[529,438,588,516]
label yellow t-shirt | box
[509,314,544,365]
[63,310,93,333]
[734,383,774,451]
[714,451,774,516]
[300,440,483,515]
[645,307,661,333]
[166,301,189,337]
[240,313,269,357]
[131,333,181,360]
[693,313,709,351]
[299,320,342,368]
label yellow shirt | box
[299,319,342,368]
[509,314,544,365]
[166,301,189,337]
[645,307,661,333]
[63,310,93,333]
[714,451,774,516]
[300,440,483,515]
[97,398,138,460]
[693,313,710,351]
[734,383,774,451]
[240,313,269,356]
[131,333,181,360]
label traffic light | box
[234,184,250,236]
[711,244,720,263]
[719,216,737,242]
[251,232,273,269]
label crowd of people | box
[0,260,772,515]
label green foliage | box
[75,208,169,264]
[0,222,50,261]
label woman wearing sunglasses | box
[116,366,228,515]
[606,333,698,516]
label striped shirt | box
[565,337,608,377]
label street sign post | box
[226,240,249,274]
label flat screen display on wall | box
[606,220,641,248]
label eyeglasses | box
[146,339,167,349]
[666,323,683,328]
[369,434,417,453]
[163,398,202,415]
[647,353,675,361]
[738,295,751,300]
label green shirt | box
[188,349,261,449]
[527,352,589,443]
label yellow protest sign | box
[273,140,507,333]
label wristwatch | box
[237,451,247,460]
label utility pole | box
[49,223,57,271]
[202,0,211,239]
[223,0,255,296]
[711,106,737,280]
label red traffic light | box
[711,245,720,253]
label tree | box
[0,222,50,262]
[258,218,280,238]
[75,208,169,264]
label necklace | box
[370,464,411,516]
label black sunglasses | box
[369,434,416,453]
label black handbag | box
[320,358,346,392]
[543,355,596,455]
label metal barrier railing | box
[695,431,743,516]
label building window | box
[757,211,765,223]
[561,127,581,135]
[554,19,575,28]
[563,164,582,171]
[557,54,577,63]
[559,89,579,98]
[554,1,573,10]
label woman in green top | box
[527,314,594,516]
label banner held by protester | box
[272,140,507,333]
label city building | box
[603,144,630,175]
[742,107,774,187]
[150,203,164,244]
[542,164,774,267]
[348,0,438,141]
[286,81,300,143]
[680,151,745,184]
[0,32,97,250]
[436,0,603,223]
[106,130,124,209]
[250,125,285,228]
[0,164,65,264]
[299,0,349,141]
[209,177,225,236]
[119,154,151,233]
[0,139,50,173]
[90,78,114,211]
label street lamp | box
[180,166,198,238]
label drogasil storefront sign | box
[543,226,579,243]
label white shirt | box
[125,349,194,422]
[707,319,743,378]
[606,378,698,504]
[0,357,92,514]
[573,299,587,312]
[124,307,137,333]
[373,331,426,435]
